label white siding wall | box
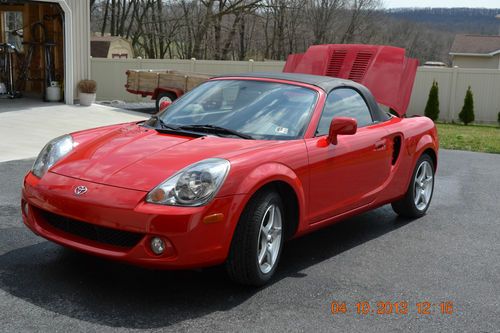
[66,0,91,102]
[107,40,134,58]
[452,55,500,69]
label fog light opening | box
[150,237,165,255]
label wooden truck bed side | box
[125,70,211,99]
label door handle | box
[374,140,386,151]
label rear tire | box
[226,189,284,286]
[392,154,435,218]
[155,92,177,113]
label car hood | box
[51,124,280,191]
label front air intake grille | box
[41,210,144,248]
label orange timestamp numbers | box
[331,301,453,315]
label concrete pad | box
[0,100,146,162]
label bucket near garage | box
[46,83,61,102]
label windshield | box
[155,79,318,140]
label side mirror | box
[327,117,357,145]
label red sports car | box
[22,46,438,286]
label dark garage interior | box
[0,1,64,103]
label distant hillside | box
[386,8,500,35]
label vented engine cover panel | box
[283,44,419,117]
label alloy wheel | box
[414,160,434,211]
[257,204,282,274]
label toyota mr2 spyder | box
[22,45,438,285]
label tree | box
[459,86,475,126]
[424,80,439,121]
[306,0,343,45]
[341,0,381,44]
[89,0,449,62]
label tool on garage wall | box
[0,42,19,98]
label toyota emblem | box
[74,185,88,196]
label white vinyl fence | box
[408,67,500,123]
[91,58,500,123]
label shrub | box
[424,80,440,121]
[459,86,475,125]
[78,80,97,94]
[497,111,500,126]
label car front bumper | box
[21,171,246,269]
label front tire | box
[392,154,435,218]
[226,189,284,286]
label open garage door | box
[0,0,65,104]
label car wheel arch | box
[411,133,438,174]
[256,181,300,240]
[422,147,437,171]
[414,138,438,173]
[392,132,437,200]
[229,164,306,240]
[399,144,437,198]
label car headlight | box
[32,134,75,178]
[146,158,230,206]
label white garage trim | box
[32,0,73,104]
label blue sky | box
[385,0,499,8]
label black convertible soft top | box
[213,72,391,123]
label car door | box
[306,87,392,224]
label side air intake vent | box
[392,136,402,165]
[348,52,373,82]
[326,50,347,77]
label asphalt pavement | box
[0,149,498,332]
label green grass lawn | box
[436,123,500,154]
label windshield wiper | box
[149,115,179,131]
[179,124,254,140]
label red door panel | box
[306,126,392,224]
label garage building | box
[0,0,90,104]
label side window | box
[316,88,373,136]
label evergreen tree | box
[424,80,440,121]
[459,86,475,125]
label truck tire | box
[155,92,177,113]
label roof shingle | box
[450,34,500,55]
